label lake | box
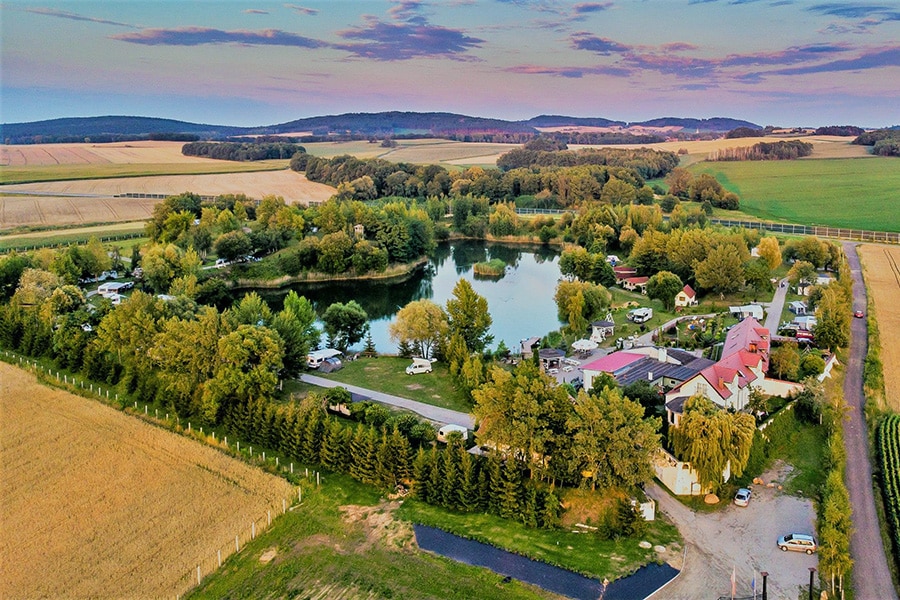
[253,240,564,353]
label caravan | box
[306,348,342,369]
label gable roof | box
[680,284,696,298]
[721,316,769,359]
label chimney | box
[648,371,653,382]
[718,377,725,389]
[658,347,668,363]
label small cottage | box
[674,285,698,308]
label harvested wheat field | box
[1,141,216,167]
[0,362,296,599]
[0,171,335,229]
[570,135,870,162]
[858,244,900,412]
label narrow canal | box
[414,524,679,600]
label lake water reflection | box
[255,240,564,353]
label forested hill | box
[2,112,761,144]
[0,116,252,144]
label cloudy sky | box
[2,0,899,127]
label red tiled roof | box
[682,284,696,298]
[624,276,649,285]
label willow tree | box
[389,299,448,359]
[671,395,756,492]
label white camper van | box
[306,348,342,369]
[406,357,435,375]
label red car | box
[854,310,865,319]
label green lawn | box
[185,473,555,600]
[689,157,900,232]
[315,356,474,413]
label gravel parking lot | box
[647,462,818,600]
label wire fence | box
[0,232,144,254]
[1,349,328,600]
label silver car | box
[777,533,817,554]
[733,488,751,507]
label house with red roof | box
[674,284,697,308]
[664,317,801,425]
[623,276,649,294]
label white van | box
[406,358,434,375]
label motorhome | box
[628,307,653,324]
[406,357,435,375]
[306,348,342,369]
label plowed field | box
[0,362,295,599]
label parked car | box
[777,533,817,554]
[733,488,751,507]
[854,310,865,318]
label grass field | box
[187,473,562,600]
[303,138,519,167]
[0,160,288,185]
[858,245,900,413]
[317,356,473,413]
[0,362,296,599]
[689,157,900,232]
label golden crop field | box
[859,244,900,412]
[0,170,336,230]
[0,140,214,167]
[570,134,870,165]
[0,362,296,599]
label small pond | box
[413,524,679,600]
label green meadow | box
[689,157,900,232]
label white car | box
[563,365,574,372]
[734,488,751,507]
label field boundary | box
[0,350,323,600]
[0,230,144,253]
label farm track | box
[884,247,900,289]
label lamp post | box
[760,571,768,600]
[808,567,816,600]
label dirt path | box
[841,242,898,600]
[646,463,817,600]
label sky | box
[1,0,899,128]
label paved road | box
[763,277,789,334]
[841,242,898,600]
[300,374,475,429]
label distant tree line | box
[496,142,679,179]
[708,140,813,161]
[851,129,900,157]
[181,142,305,161]
[814,126,864,136]
[724,127,763,139]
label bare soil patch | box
[858,244,900,412]
[0,362,295,599]
[340,501,415,553]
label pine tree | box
[521,485,538,527]
[456,451,480,512]
[540,489,560,529]
[412,447,432,502]
[300,411,324,463]
[499,458,522,519]
[428,447,444,507]
[375,430,395,489]
[389,426,412,483]
[485,453,504,515]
